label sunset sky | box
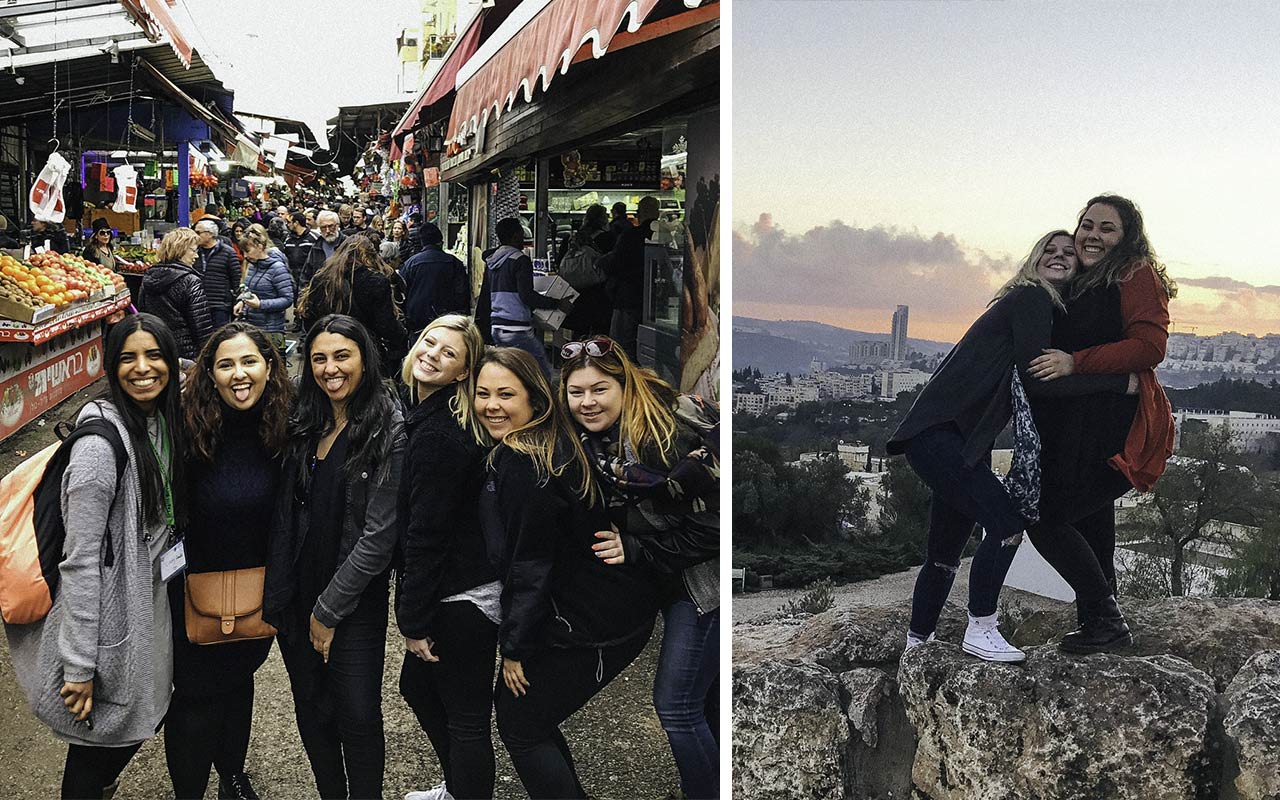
[733,2,1280,343]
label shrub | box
[777,578,835,618]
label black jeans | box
[62,742,143,799]
[495,631,651,799]
[280,590,388,800]
[164,676,256,799]
[399,600,498,800]
[904,424,1028,637]
[1026,501,1118,607]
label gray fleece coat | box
[4,401,172,746]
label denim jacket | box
[263,406,406,631]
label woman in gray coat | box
[7,314,187,799]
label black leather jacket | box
[263,405,406,631]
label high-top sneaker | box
[962,612,1027,662]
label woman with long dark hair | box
[166,322,293,799]
[559,337,720,798]
[479,347,661,799]
[298,235,406,373]
[7,314,186,798]
[887,231,1138,662]
[263,314,405,799]
[1025,194,1177,652]
[396,315,497,800]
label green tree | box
[1130,424,1262,595]
[877,457,931,559]
[1214,503,1280,600]
[732,448,789,548]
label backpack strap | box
[56,417,128,568]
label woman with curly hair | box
[559,337,719,798]
[1025,194,1177,652]
[166,322,293,799]
[479,347,660,799]
[298,235,406,373]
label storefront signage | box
[0,330,103,438]
[549,149,661,190]
[441,147,476,172]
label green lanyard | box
[148,412,176,529]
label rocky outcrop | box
[1222,650,1280,799]
[733,595,1280,800]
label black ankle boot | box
[1060,595,1132,654]
[218,773,260,800]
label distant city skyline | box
[734,2,1280,342]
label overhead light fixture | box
[129,122,156,143]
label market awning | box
[389,11,489,153]
[447,0,708,144]
[122,0,194,68]
[136,56,239,143]
[0,0,192,69]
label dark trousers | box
[904,424,1028,637]
[280,592,387,800]
[609,308,641,362]
[399,601,499,800]
[654,601,720,800]
[62,742,143,799]
[496,631,651,799]
[1026,502,1118,607]
[164,676,255,799]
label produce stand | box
[0,249,132,441]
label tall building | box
[891,305,909,360]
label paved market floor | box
[0,383,680,799]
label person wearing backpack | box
[6,313,187,799]
[558,204,614,338]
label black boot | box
[1060,595,1132,654]
[218,773,260,800]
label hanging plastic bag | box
[112,164,139,213]
[28,152,71,223]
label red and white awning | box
[448,0,707,144]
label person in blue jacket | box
[235,224,294,350]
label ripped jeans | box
[903,423,1029,637]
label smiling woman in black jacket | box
[477,347,660,800]
[395,314,497,800]
[263,314,405,800]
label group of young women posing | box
[890,193,1176,661]
[7,311,720,799]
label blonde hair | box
[158,227,199,263]
[401,314,486,444]
[237,223,272,255]
[478,347,595,501]
[559,338,680,466]
[991,229,1071,312]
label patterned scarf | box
[1001,369,1042,524]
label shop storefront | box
[435,0,720,395]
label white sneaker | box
[904,630,936,650]
[962,613,1026,663]
[405,782,454,800]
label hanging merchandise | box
[112,164,139,213]
[29,152,72,223]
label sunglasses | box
[560,338,615,359]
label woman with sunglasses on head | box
[7,314,186,799]
[559,336,720,799]
[263,314,405,800]
[477,347,661,799]
[396,315,500,800]
[1024,195,1177,652]
[165,323,293,800]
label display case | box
[638,241,682,386]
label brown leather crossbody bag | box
[184,567,277,645]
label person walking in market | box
[140,228,215,360]
[399,222,469,341]
[300,210,345,288]
[475,217,568,378]
[600,196,660,361]
[193,219,244,328]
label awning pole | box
[177,140,190,226]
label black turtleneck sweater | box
[170,403,282,694]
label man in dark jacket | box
[398,222,469,338]
[399,212,424,261]
[30,218,70,254]
[300,209,345,287]
[601,195,658,360]
[475,217,565,377]
[193,219,243,328]
[608,201,631,240]
[284,212,319,284]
